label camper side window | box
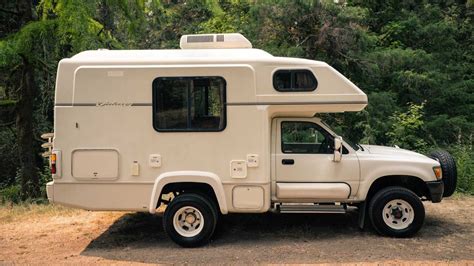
[153,77,226,132]
[273,70,317,92]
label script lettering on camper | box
[96,101,133,107]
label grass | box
[0,202,83,224]
[448,192,472,199]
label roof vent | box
[180,33,252,49]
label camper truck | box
[43,33,457,247]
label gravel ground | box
[0,197,473,264]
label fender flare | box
[357,161,436,200]
[148,171,228,214]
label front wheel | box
[369,186,425,237]
[163,193,218,247]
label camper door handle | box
[282,159,294,165]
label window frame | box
[280,121,334,154]
[273,69,318,92]
[152,76,227,132]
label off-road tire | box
[429,150,457,197]
[163,193,218,247]
[369,186,425,238]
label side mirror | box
[333,136,343,162]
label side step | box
[278,203,347,214]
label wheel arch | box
[365,175,430,202]
[149,171,228,214]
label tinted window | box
[153,77,226,132]
[273,70,317,92]
[281,121,332,154]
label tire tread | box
[430,150,457,197]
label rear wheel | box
[430,150,457,197]
[369,186,425,237]
[163,193,218,247]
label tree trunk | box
[15,0,40,199]
[98,0,115,47]
[16,57,40,199]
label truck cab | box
[43,33,456,247]
[272,117,359,202]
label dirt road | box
[0,197,473,264]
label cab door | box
[273,118,360,200]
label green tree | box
[387,102,428,152]
[1,0,473,199]
[0,0,119,199]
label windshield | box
[320,120,361,151]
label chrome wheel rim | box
[173,206,204,237]
[382,199,414,230]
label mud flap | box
[358,201,367,230]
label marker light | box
[433,166,442,180]
[51,153,57,174]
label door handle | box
[282,159,294,165]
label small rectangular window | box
[153,77,226,132]
[273,69,317,92]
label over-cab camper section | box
[49,33,367,213]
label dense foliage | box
[0,0,473,201]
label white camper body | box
[46,34,451,247]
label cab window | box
[281,121,333,154]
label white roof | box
[66,48,326,66]
[71,48,271,61]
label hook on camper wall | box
[75,122,79,128]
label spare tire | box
[429,150,457,197]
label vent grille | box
[180,33,252,49]
[187,35,214,43]
[216,35,224,42]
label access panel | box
[72,149,119,180]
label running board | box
[277,204,347,214]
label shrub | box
[447,145,474,195]
[0,185,21,204]
[387,102,428,152]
